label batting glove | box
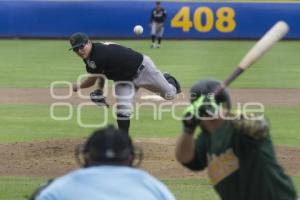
[182,94,219,134]
[182,112,199,135]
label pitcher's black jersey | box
[84,42,143,81]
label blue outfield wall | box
[0,1,299,39]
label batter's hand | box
[182,113,198,135]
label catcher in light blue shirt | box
[31,125,176,200]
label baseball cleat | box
[163,73,181,94]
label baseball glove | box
[90,89,109,107]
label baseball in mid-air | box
[133,25,143,35]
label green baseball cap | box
[69,32,89,51]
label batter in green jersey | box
[176,79,298,200]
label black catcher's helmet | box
[75,125,142,167]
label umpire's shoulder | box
[28,179,54,200]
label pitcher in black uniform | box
[175,79,298,200]
[150,1,167,48]
[69,32,181,133]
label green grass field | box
[0,39,299,200]
[1,40,300,88]
[0,105,300,146]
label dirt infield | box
[0,138,299,179]
[0,87,299,179]
[1,87,300,106]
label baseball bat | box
[214,21,289,95]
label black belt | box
[137,64,145,74]
[133,64,145,79]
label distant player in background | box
[31,125,176,200]
[150,1,167,48]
